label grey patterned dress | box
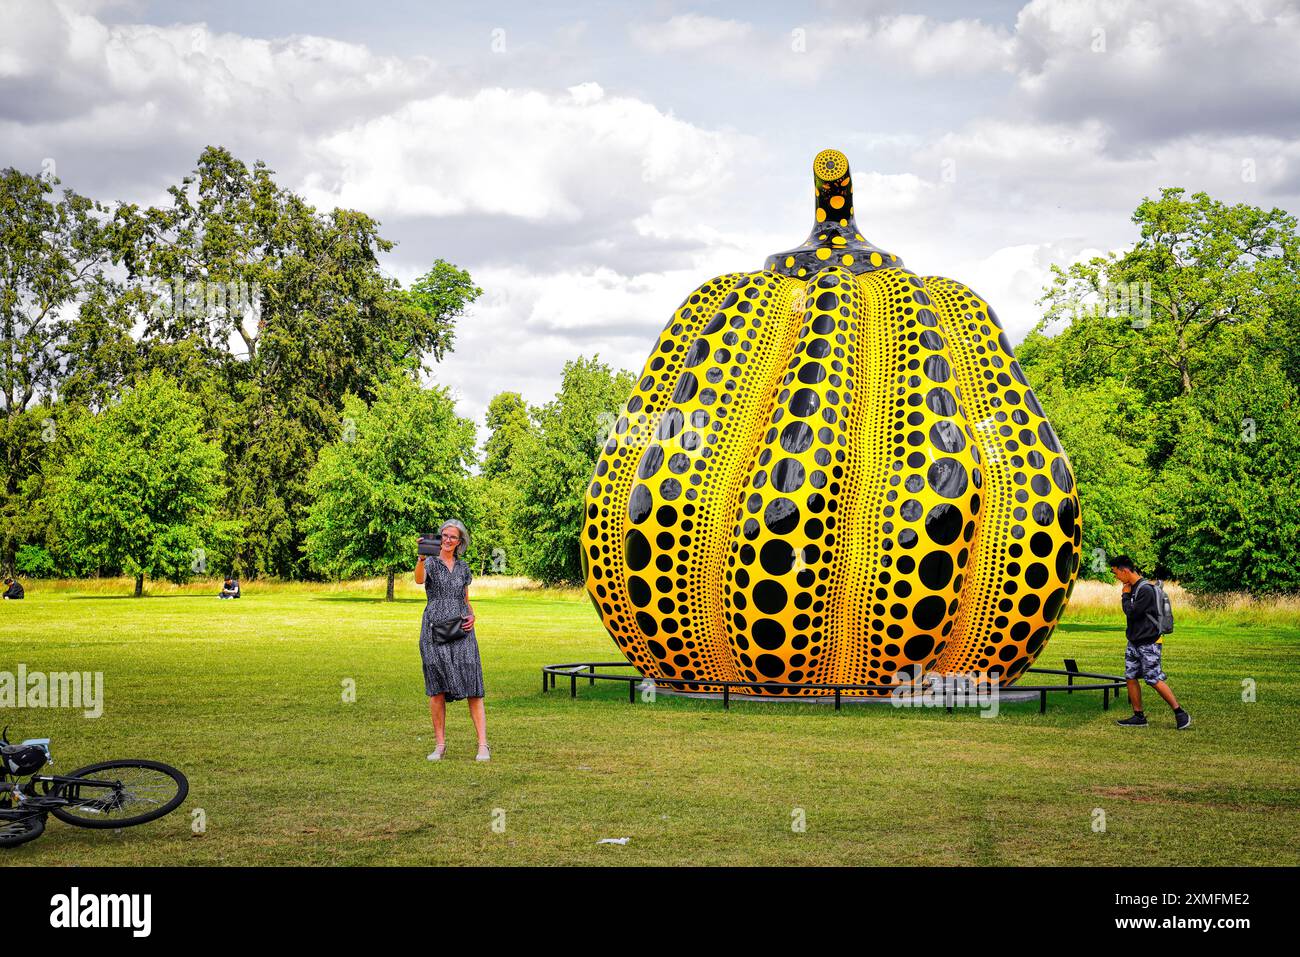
[418,556,484,701]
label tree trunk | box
[134,573,144,598]
[386,570,395,602]
[1177,326,1192,395]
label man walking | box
[1110,556,1190,729]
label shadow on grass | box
[312,596,425,604]
[64,594,227,600]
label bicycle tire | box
[49,759,188,829]
[0,810,46,848]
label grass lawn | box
[2,576,1297,866]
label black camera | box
[417,533,442,557]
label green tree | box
[14,543,58,577]
[1160,358,1300,593]
[1037,188,1299,401]
[0,168,112,571]
[466,473,517,577]
[304,372,476,601]
[1028,375,1158,577]
[468,391,530,577]
[108,147,482,578]
[44,371,235,596]
[0,402,81,576]
[1023,187,1300,592]
[481,391,529,480]
[510,356,634,586]
[400,260,482,363]
[56,275,146,410]
[0,167,109,414]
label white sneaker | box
[475,745,490,762]
[427,745,446,761]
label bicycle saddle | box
[1,745,48,775]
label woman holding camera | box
[415,519,488,762]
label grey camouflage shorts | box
[1125,642,1166,685]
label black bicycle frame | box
[0,772,126,810]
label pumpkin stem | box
[813,149,854,226]
[764,148,901,278]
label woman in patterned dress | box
[415,519,488,761]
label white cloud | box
[1011,0,1300,142]
[631,14,754,54]
[0,0,760,264]
[629,11,1015,80]
[0,0,436,127]
[915,118,1299,217]
[297,85,745,231]
[628,2,1300,147]
[426,262,730,428]
[567,81,603,106]
[818,15,1017,76]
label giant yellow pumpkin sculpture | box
[581,149,1081,696]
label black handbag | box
[429,615,468,644]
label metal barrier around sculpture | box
[542,661,1126,715]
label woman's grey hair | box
[440,519,470,559]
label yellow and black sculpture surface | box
[581,149,1081,695]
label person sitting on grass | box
[218,577,241,600]
[2,577,24,600]
[1110,555,1190,730]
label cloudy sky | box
[2,0,1297,440]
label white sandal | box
[427,745,446,761]
[475,744,491,762]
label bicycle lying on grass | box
[0,727,188,848]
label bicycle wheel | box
[0,810,46,848]
[49,760,188,829]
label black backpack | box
[1138,579,1175,635]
